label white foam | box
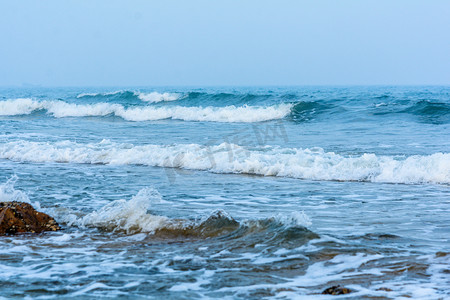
[134,91,181,103]
[0,98,292,122]
[79,187,170,234]
[47,101,121,117]
[273,211,312,227]
[0,175,41,209]
[75,91,181,103]
[1,140,448,185]
[0,98,43,115]
[76,91,123,98]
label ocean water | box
[0,86,449,299]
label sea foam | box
[79,187,170,234]
[76,91,123,98]
[0,98,291,122]
[135,92,182,103]
[1,140,448,184]
[76,91,182,103]
[66,187,312,235]
[0,175,41,209]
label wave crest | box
[0,175,40,209]
[1,140,448,184]
[0,177,313,239]
[76,91,182,103]
[63,187,314,238]
[76,91,125,98]
[135,92,181,103]
[80,187,169,234]
[0,99,291,122]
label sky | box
[0,0,449,87]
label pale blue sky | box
[1,0,449,86]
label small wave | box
[79,187,170,234]
[60,186,313,238]
[75,90,274,105]
[0,177,313,238]
[76,91,182,103]
[404,100,450,115]
[1,140,448,184]
[182,91,274,105]
[402,100,450,123]
[76,91,125,98]
[372,100,450,123]
[0,175,29,203]
[135,92,182,103]
[0,99,291,122]
[0,175,40,209]
[290,101,331,121]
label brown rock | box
[0,201,60,235]
[376,287,393,292]
[322,285,351,295]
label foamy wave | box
[0,177,313,236]
[1,140,448,184]
[0,98,291,122]
[65,187,312,235]
[0,175,29,203]
[79,187,170,234]
[135,92,181,103]
[0,176,41,210]
[75,91,181,103]
[272,211,312,228]
[0,98,43,115]
[76,91,123,98]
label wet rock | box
[322,285,351,295]
[376,287,393,292]
[435,251,449,258]
[200,210,239,229]
[197,210,240,236]
[0,201,60,235]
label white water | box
[76,91,123,98]
[0,177,312,235]
[0,175,40,209]
[76,91,182,103]
[75,188,312,233]
[135,92,182,103]
[0,175,30,203]
[1,140,448,184]
[0,98,292,122]
[79,187,170,234]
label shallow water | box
[0,86,449,299]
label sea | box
[0,86,449,299]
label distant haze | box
[1,0,449,86]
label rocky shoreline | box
[0,201,60,235]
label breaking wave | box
[60,186,314,239]
[75,90,280,105]
[0,175,30,203]
[135,92,181,103]
[0,175,40,209]
[0,177,314,240]
[0,98,291,122]
[77,187,171,234]
[1,140,448,185]
[76,91,125,98]
[76,91,182,103]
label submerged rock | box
[197,210,240,237]
[322,285,351,295]
[0,201,60,235]
[376,287,393,292]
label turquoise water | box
[0,86,449,298]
